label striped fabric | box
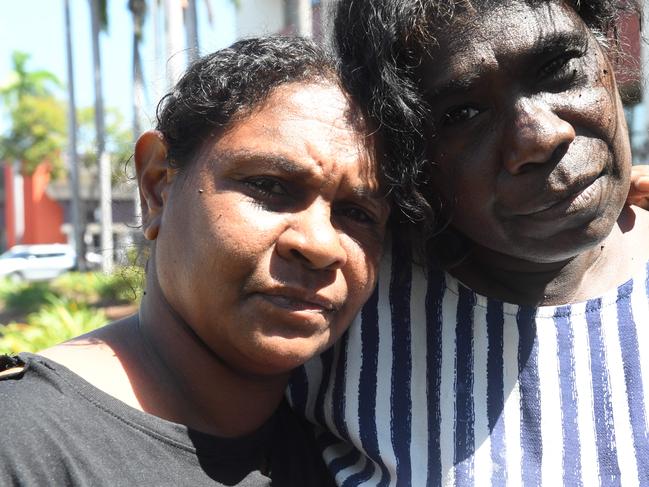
[288,239,649,486]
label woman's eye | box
[540,56,572,77]
[245,177,286,197]
[538,51,583,86]
[442,106,481,126]
[336,205,376,225]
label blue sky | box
[0,0,237,131]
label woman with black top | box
[0,36,389,486]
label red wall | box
[4,164,16,248]
[4,162,65,247]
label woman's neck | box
[449,206,649,306]
[40,264,289,438]
[132,273,289,436]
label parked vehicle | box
[0,244,76,281]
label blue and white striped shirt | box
[289,240,649,486]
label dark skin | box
[38,83,388,437]
[422,1,649,305]
[628,164,649,208]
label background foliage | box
[0,268,142,354]
[0,52,66,175]
[0,51,132,180]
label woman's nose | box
[276,205,347,271]
[503,98,576,175]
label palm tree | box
[184,0,219,62]
[167,0,229,86]
[0,52,65,246]
[64,0,85,270]
[89,0,113,273]
[0,52,61,103]
[164,0,185,86]
[0,52,65,174]
[185,0,199,62]
[285,0,312,37]
[129,0,147,228]
[128,0,146,139]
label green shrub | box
[1,282,59,313]
[96,266,144,303]
[0,295,107,354]
[0,267,141,355]
[50,268,143,305]
[51,272,103,303]
[0,277,19,301]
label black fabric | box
[0,353,335,487]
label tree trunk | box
[64,0,86,270]
[164,0,185,87]
[130,0,146,228]
[89,0,113,273]
[286,0,312,37]
[185,0,199,62]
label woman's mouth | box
[254,288,337,314]
[519,173,605,221]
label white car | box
[0,244,77,281]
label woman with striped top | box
[289,1,649,485]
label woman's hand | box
[628,165,649,210]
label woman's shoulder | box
[0,351,92,479]
[0,352,62,403]
[37,316,147,411]
[0,351,101,421]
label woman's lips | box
[255,289,337,314]
[517,173,604,221]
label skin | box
[628,164,649,208]
[40,81,388,437]
[421,0,649,305]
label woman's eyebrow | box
[425,29,589,102]
[211,150,310,175]
[426,73,482,102]
[213,149,385,201]
[348,185,386,202]
[528,29,589,59]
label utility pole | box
[64,0,85,270]
[89,0,113,273]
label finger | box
[631,175,649,192]
[631,164,649,177]
[627,194,649,210]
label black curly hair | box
[155,36,341,171]
[333,0,642,262]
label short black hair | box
[333,0,642,261]
[156,36,340,170]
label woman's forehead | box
[193,82,379,185]
[426,0,586,47]
[420,1,591,84]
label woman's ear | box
[135,130,172,241]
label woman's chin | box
[236,334,332,378]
